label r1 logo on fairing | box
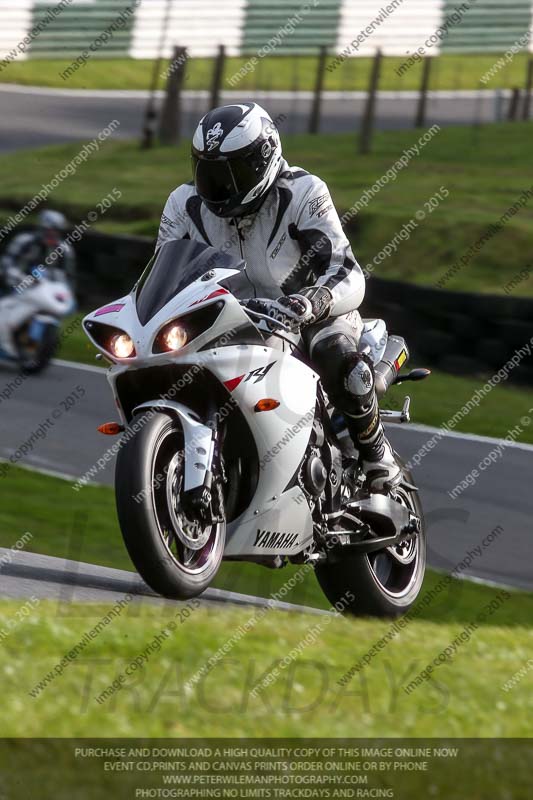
[223,361,277,392]
[244,361,276,383]
[254,529,299,549]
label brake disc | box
[165,453,211,550]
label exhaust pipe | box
[374,336,409,398]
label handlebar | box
[238,299,308,358]
[239,301,296,333]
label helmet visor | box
[192,155,260,204]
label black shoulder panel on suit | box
[185,196,212,246]
[267,186,293,247]
[279,169,309,180]
[282,225,333,294]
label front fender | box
[132,400,213,492]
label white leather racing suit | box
[157,159,400,491]
[157,159,365,347]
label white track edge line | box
[396,421,533,452]
[52,357,105,373]
[0,83,511,101]
[430,566,529,593]
[0,456,80,484]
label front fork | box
[182,397,225,524]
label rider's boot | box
[344,362,402,494]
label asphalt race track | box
[0,85,509,152]
[0,546,329,614]
[1,359,531,598]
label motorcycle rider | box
[157,102,401,493]
[0,209,76,294]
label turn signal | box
[97,422,124,435]
[254,398,280,412]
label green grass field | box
[1,53,532,92]
[1,123,532,295]
[1,589,532,738]
[0,466,532,738]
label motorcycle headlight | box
[109,332,135,359]
[152,303,224,355]
[159,323,188,352]
[84,321,137,360]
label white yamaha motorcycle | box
[84,239,430,617]
[0,266,75,373]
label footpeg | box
[381,395,410,424]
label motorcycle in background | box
[0,266,76,373]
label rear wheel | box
[115,411,225,599]
[315,457,425,617]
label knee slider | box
[344,353,375,401]
[312,334,373,414]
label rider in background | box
[0,209,76,295]
[157,103,401,494]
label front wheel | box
[115,411,225,599]
[15,320,59,374]
[315,456,425,618]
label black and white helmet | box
[191,102,282,218]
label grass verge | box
[1,582,532,736]
[1,53,531,92]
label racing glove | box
[297,285,334,323]
[244,287,333,332]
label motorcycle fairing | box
[84,240,319,557]
[106,344,317,556]
[0,278,75,359]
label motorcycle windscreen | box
[135,238,242,325]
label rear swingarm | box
[323,494,421,555]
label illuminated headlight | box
[109,333,135,359]
[159,323,188,352]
